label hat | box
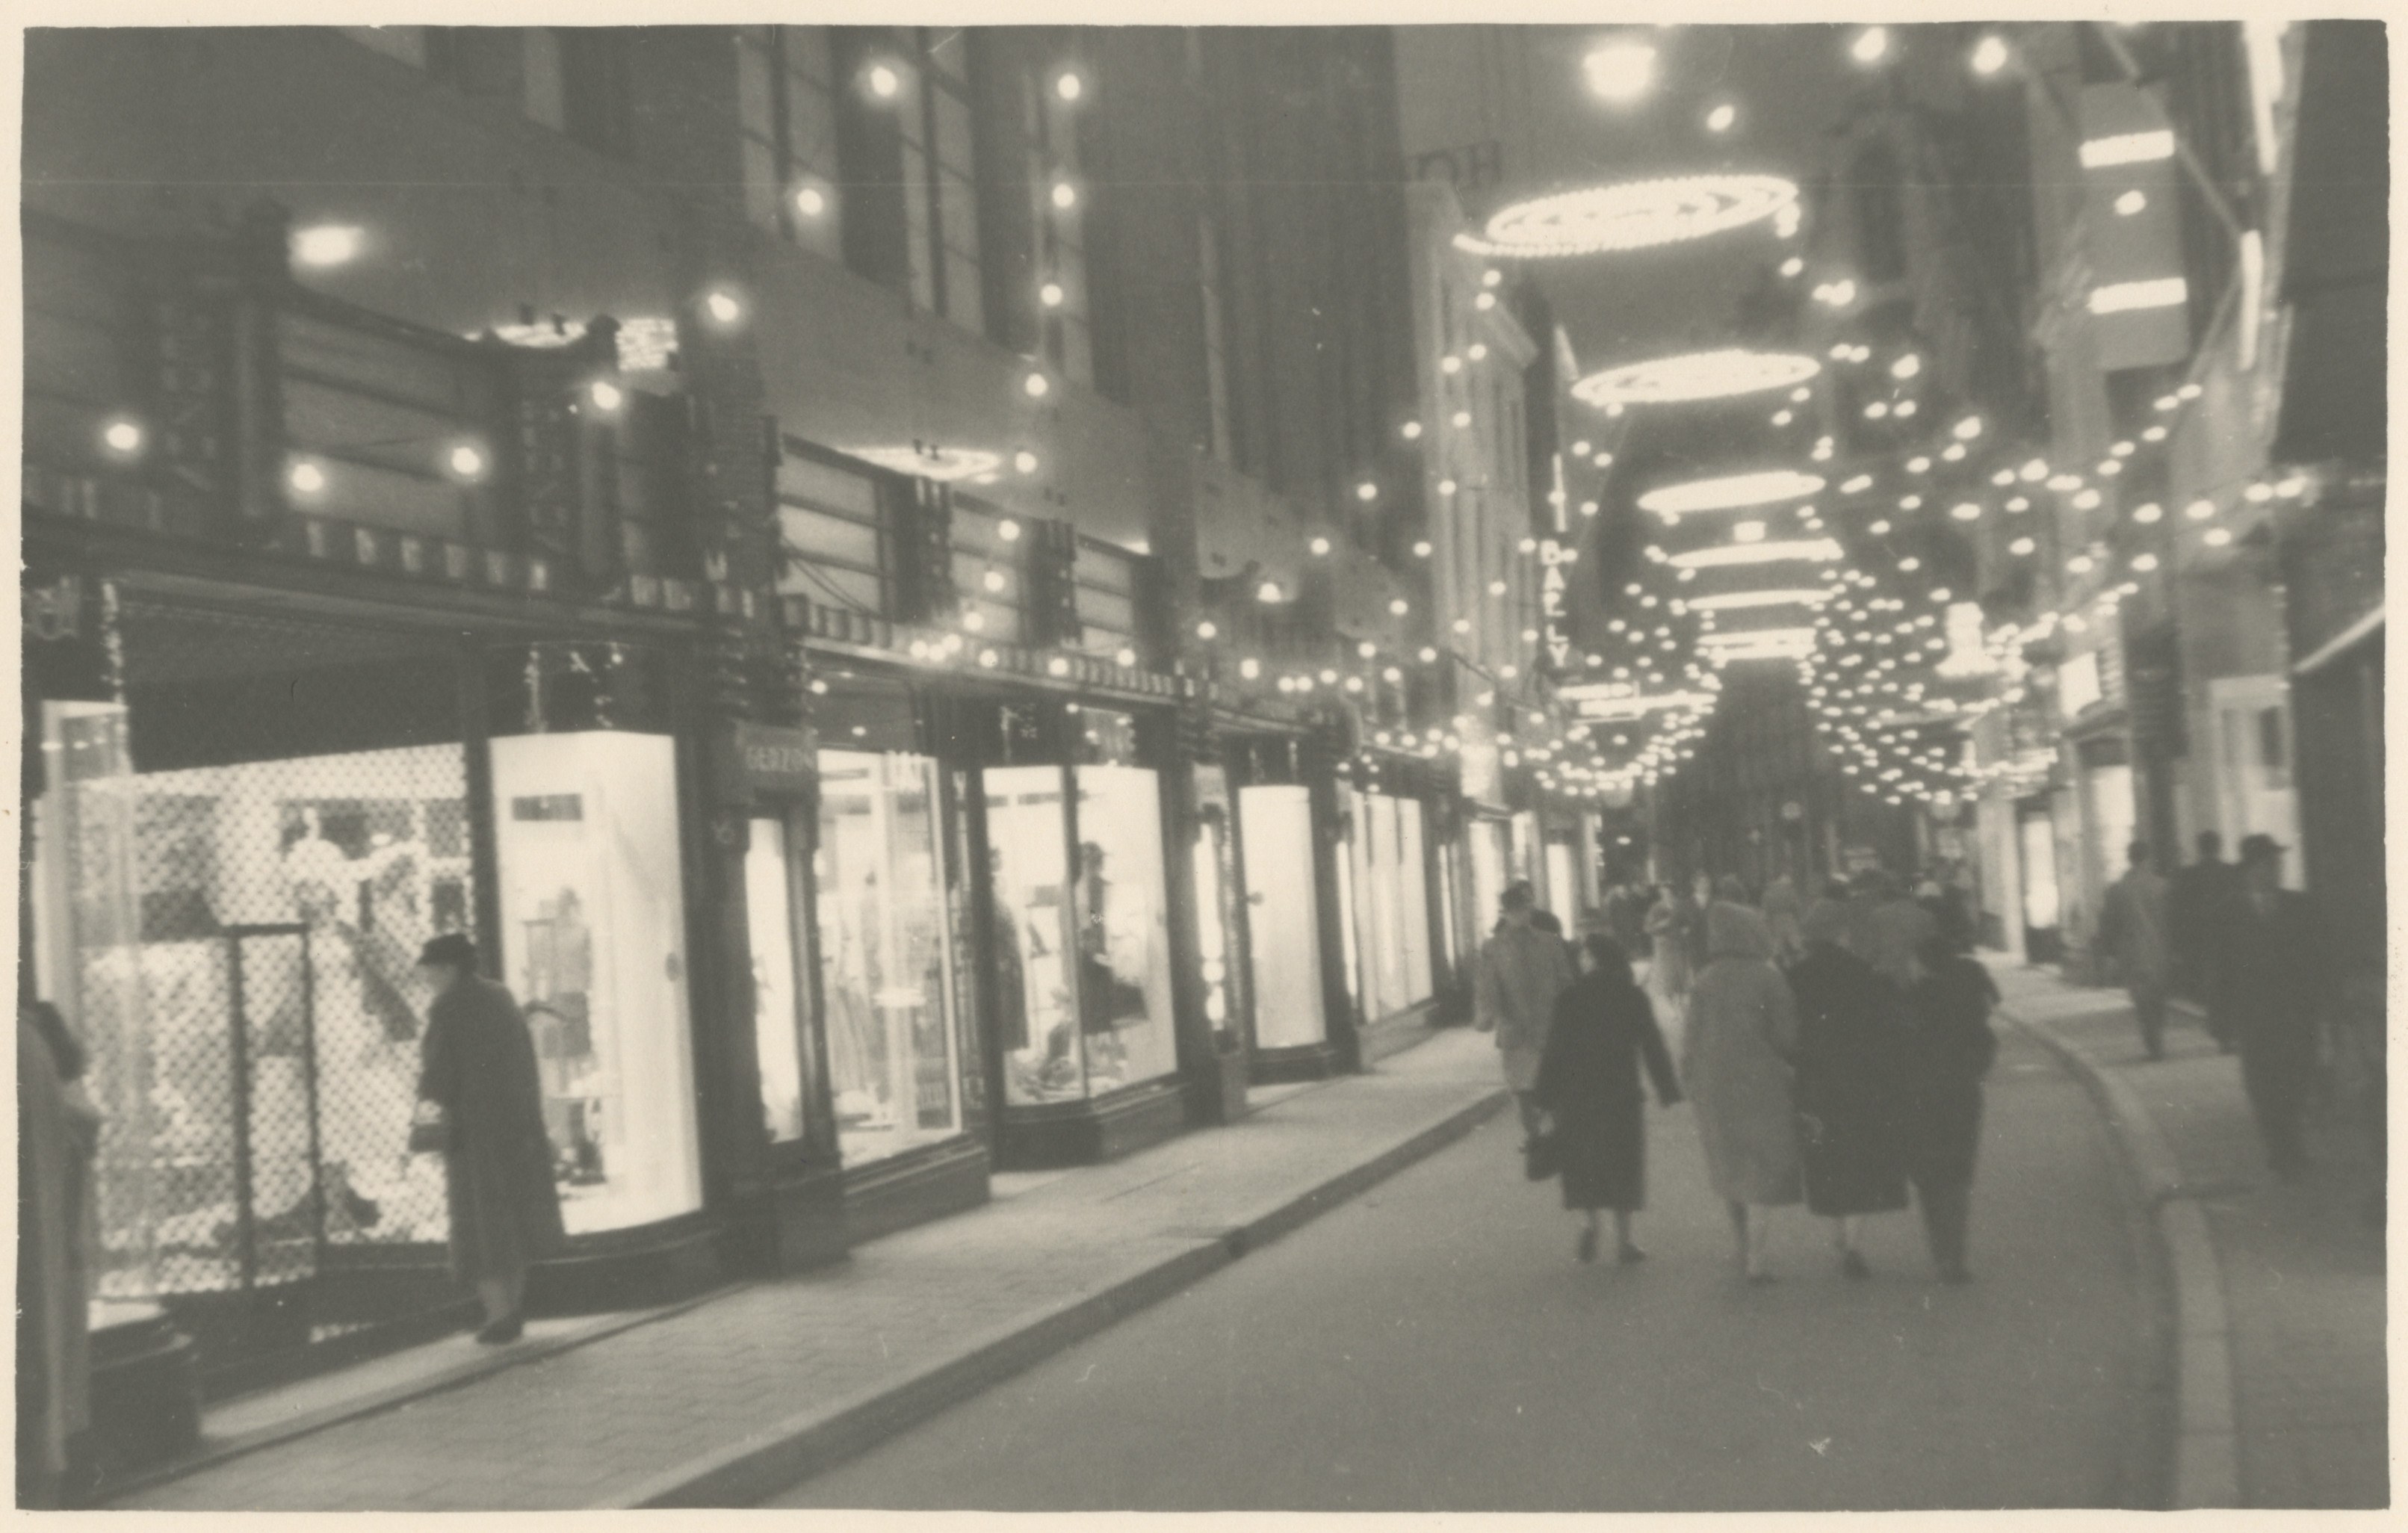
[1499,880,1536,911]
[417,932,478,970]
[2237,833,2287,864]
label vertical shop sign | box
[1538,538,1573,674]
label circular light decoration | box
[1453,175,1798,259]
[1573,348,1821,410]
[1636,468,1824,516]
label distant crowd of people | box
[1476,868,1996,1284]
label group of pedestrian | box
[1476,869,1999,1286]
[2103,831,2330,1180]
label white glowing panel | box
[491,731,703,1235]
[1637,468,1826,515]
[843,445,1003,483]
[1685,587,1830,611]
[2079,130,2176,168]
[1670,538,1843,569]
[1454,175,1798,258]
[1575,349,1822,409]
[1240,785,1328,1051]
[2089,277,2188,315]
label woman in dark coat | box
[1535,935,1683,1265]
[1901,915,1999,1283]
[415,933,565,1343]
[1786,901,1910,1278]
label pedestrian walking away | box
[2167,830,2243,1030]
[2096,840,2173,1059]
[1845,869,1936,991]
[1680,901,1801,1283]
[1901,913,1999,1284]
[1534,934,1683,1266]
[415,933,567,1344]
[1644,882,1701,1006]
[2206,835,2330,1180]
[1761,871,1805,963]
[1787,901,1910,1278]
[1475,880,1579,1144]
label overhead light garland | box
[1574,349,1822,409]
[1637,468,1827,515]
[1453,175,1799,258]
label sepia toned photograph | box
[14,13,2389,1514]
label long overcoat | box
[1901,954,1999,1189]
[1681,906,1802,1206]
[1788,941,1910,1217]
[1535,971,1682,1212]
[1475,923,1577,1092]
[418,976,566,1281]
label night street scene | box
[16,16,2388,1514]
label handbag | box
[1523,1128,1563,1182]
[407,1109,450,1156]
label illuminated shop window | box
[1070,752,1179,1093]
[816,749,964,1165]
[746,816,808,1144]
[489,725,703,1235]
[1239,784,1328,1050]
[28,607,473,1311]
[1343,787,1435,1023]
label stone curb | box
[1999,992,2241,1511]
[613,1085,1514,1508]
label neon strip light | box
[1637,468,1825,515]
[2090,277,2188,315]
[2079,130,2176,168]
[1686,588,1830,611]
[1670,539,1843,569]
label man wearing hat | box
[2205,835,2328,1179]
[1476,879,1578,1143]
[414,933,565,1342]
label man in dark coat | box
[1535,935,1682,1265]
[2206,836,2328,1179]
[2168,831,2243,1026]
[416,933,565,1343]
[1903,915,1999,1283]
[1788,901,1910,1278]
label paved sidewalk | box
[1992,961,2388,1511]
[111,1027,1506,1511]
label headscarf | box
[1706,900,1775,962]
[1800,899,1852,949]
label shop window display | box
[1344,790,1434,1023]
[489,730,702,1235]
[1069,763,1179,1091]
[814,749,963,1165]
[745,817,808,1145]
[990,764,1080,1103]
[1239,784,1327,1050]
[1190,766,1239,1035]
[31,704,463,1307]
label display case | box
[744,814,809,1145]
[488,729,703,1236]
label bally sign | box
[1538,539,1573,674]
[731,720,816,798]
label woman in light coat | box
[1681,902,1802,1283]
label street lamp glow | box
[586,380,624,412]
[705,289,743,325]
[1050,180,1079,211]
[287,459,329,498]
[1039,280,1065,308]
[1890,353,1922,380]
[447,443,489,481]
[2115,189,2149,216]
[1780,256,1804,278]
[1014,450,1040,474]
[2133,502,2164,523]
[1055,70,1084,102]
[1851,26,1891,65]
[794,185,827,218]
[1024,372,1051,399]
[1582,40,1659,103]
[101,418,145,457]
[1706,102,1736,133]
[867,64,901,98]
[1972,34,2010,75]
